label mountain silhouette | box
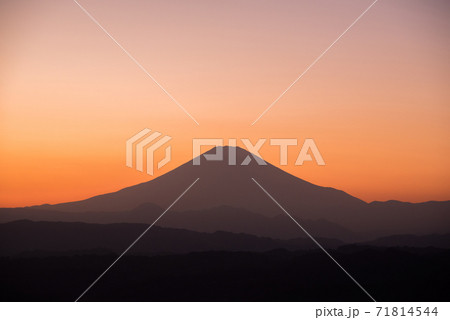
[35,146,364,215]
[1,146,449,240]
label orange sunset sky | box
[1,0,449,207]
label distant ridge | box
[0,220,344,256]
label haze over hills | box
[1,146,449,240]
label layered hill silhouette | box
[0,205,358,241]
[1,146,449,240]
[0,220,345,256]
[2,220,449,258]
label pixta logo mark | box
[126,128,172,175]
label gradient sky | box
[1,0,449,207]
